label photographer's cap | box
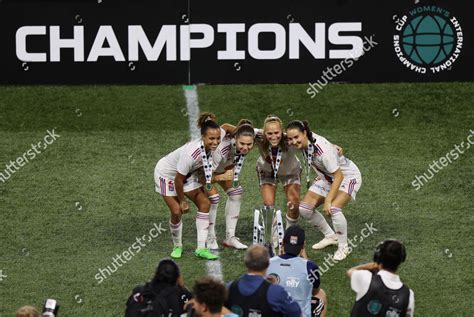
[283,225,305,255]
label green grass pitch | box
[0,83,473,316]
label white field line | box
[183,85,223,281]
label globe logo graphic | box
[401,15,454,65]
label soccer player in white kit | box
[154,113,221,260]
[206,120,256,250]
[286,120,362,261]
[255,115,302,228]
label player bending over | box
[286,120,362,261]
[206,119,256,250]
[153,112,221,260]
[255,115,302,229]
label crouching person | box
[267,225,328,317]
[125,259,192,317]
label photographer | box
[125,259,192,317]
[346,240,415,317]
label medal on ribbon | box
[231,140,246,188]
[200,141,213,191]
[303,143,314,189]
[268,146,282,181]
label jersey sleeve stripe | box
[191,148,201,160]
[221,144,231,156]
[316,144,324,156]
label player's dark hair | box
[197,112,216,128]
[233,119,255,140]
[373,240,407,272]
[244,245,270,272]
[197,112,220,136]
[286,120,315,143]
[237,118,253,126]
[152,258,180,286]
[262,114,288,151]
[193,277,227,314]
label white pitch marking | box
[183,85,223,281]
[183,86,201,140]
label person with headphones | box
[346,240,415,317]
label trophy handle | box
[274,209,284,254]
[253,208,264,245]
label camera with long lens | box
[42,299,59,317]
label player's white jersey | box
[308,132,361,181]
[219,127,226,142]
[155,139,209,179]
[155,128,224,179]
[254,128,301,176]
[212,136,237,174]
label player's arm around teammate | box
[286,120,362,261]
[206,120,256,250]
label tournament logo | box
[168,180,175,192]
[366,299,382,314]
[393,6,463,74]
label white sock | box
[208,194,220,239]
[196,212,210,249]
[169,220,183,247]
[299,202,335,237]
[225,187,243,239]
[313,211,336,237]
[285,214,298,229]
[330,207,347,246]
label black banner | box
[0,0,472,84]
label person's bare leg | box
[284,183,300,228]
[162,196,183,258]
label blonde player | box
[255,115,302,228]
[154,112,221,260]
[286,120,362,261]
[206,120,256,250]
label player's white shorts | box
[309,174,362,200]
[256,166,301,187]
[154,172,202,197]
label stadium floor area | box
[0,83,473,315]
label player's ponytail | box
[302,120,315,143]
[197,112,220,136]
[286,120,315,143]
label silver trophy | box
[253,206,284,257]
